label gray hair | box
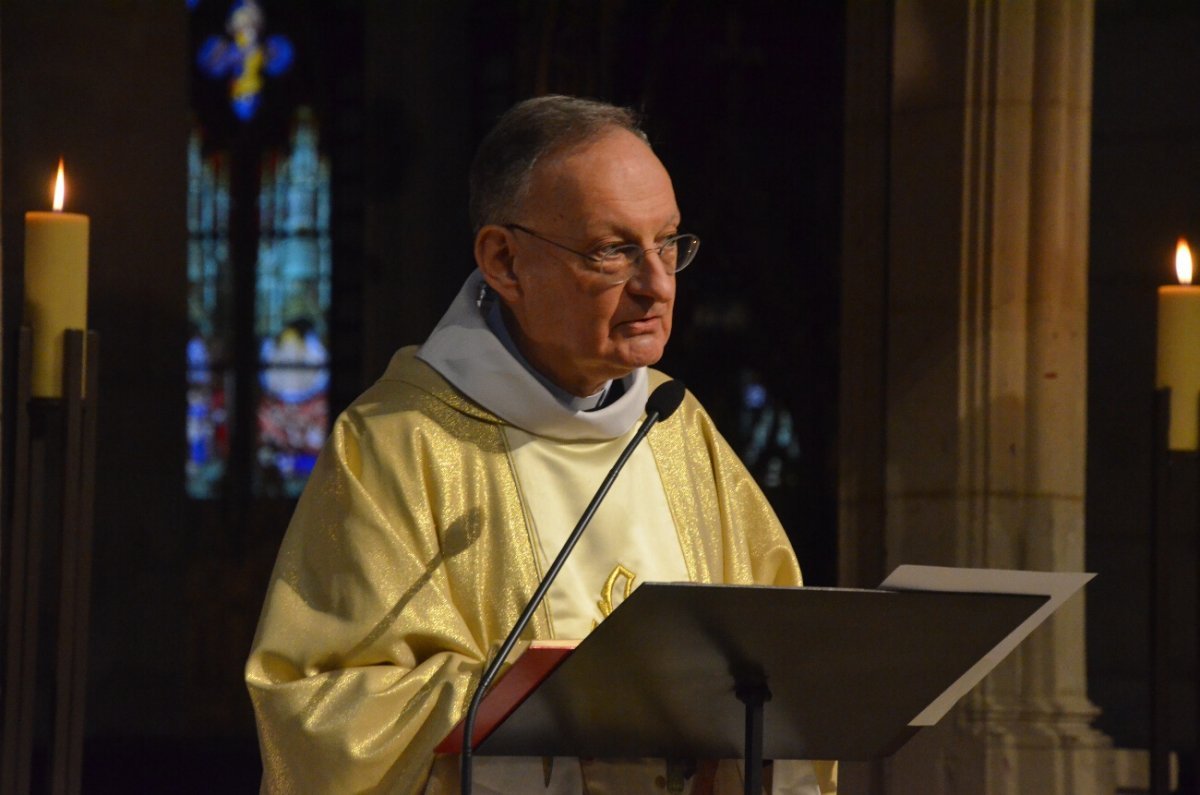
[468,95,649,232]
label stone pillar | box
[840,2,1113,792]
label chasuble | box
[246,274,836,794]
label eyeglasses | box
[505,223,700,285]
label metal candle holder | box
[2,326,99,794]
[1150,387,1197,795]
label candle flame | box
[53,158,65,211]
[1177,237,1193,285]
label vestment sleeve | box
[651,388,803,589]
[705,411,805,588]
[245,413,483,794]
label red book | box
[436,640,577,754]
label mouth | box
[616,316,661,335]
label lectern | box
[447,566,1091,795]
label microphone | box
[643,378,686,422]
[460,379,686,793]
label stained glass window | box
[188,0,342,501]
[254,108,332,497]
[186,109,332,499]
[196,0,294,121]
[186,128,233,498]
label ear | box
[474,225,522,304]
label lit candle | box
[1157,238,1200,450]
[24,159,90,397]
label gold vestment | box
[246,348,835,793]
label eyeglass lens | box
[603,236,698,272]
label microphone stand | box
[459,383,682,793]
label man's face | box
[497,128,680,397]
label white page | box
[879,565,1095,726]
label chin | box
[615,343,667,371]
[601,329,669,373]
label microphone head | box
[646,379,686,421]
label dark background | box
[0,0,1194,791]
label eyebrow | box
[591,214,682,242]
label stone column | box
[840,2,1113,792]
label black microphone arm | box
[460,379,686,793]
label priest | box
[245,95,837,794]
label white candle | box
[1157,238,1200,450]
[24,159,89,398]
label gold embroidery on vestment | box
[597,564,637,618]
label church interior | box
[0,1,1197,792]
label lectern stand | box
[451,568,1091,794]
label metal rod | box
[2,327,35,793]
[736,679,770,795]
[67,331,100,791]
[50,330,89,795]
[16,405,51,795]
[1150,387,1171,795]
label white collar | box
[416,271,648,441]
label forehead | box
[523,128,679,233]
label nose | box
[625,249,675,301]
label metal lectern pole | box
[736,679,771,795]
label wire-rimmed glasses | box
[505,223,700,285]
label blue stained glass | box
[255,107,332,497]
[186,127,233,498]
[196,0,293,121]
